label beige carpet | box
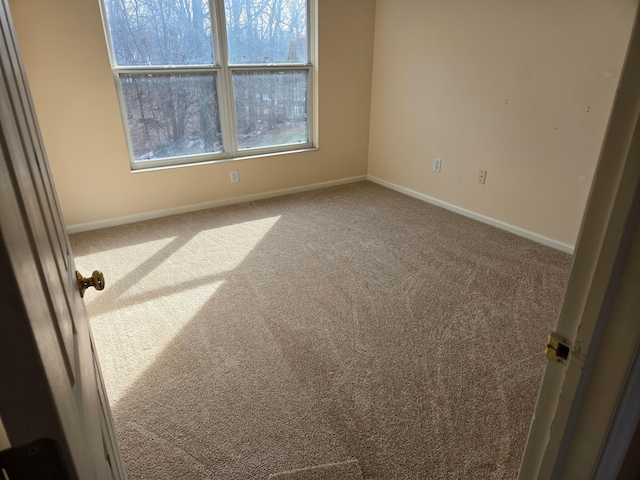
[71,181,571,479]
[268,459,362,479]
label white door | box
[0,0,126,478]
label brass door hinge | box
[545,332,571,364]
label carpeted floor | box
[71,181,571,479]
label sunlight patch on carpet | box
[91,281,225,403]
[75,215,282,405]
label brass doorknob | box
[76,270,105,297]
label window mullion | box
[113,66,218,75]
[212,0,238,157]
[307,0,316,146]
[227,64,312,72]
[307,66,314,146]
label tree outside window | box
[101,0,313,168]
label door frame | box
[518,5,640,479]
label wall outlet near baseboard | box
[433,158,442,173]
[230,169,239,183]
[478,169,487,184]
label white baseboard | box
[68,174,576,254]
[67,175,367,234]
[367,175,575,254]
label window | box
[100,0,314,170]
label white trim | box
[66,175,367,234]
[68,174,576,254]
[214,0,237,157]
[367,175,575,254]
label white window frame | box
[99,0,316,171]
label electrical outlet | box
[230,169,239,183]
[478,169,487,184]
[433,158,442,173]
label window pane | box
[120,73,222,161]
[233,70,308,150]
[105,0,213,66]
[225,0,308,64]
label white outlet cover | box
[230,170,239,183]
[433,158,442,172]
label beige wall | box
[9,0,376,227]
[368,0,637,246]
[11,0,637,244]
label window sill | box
[129,146,319,173]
